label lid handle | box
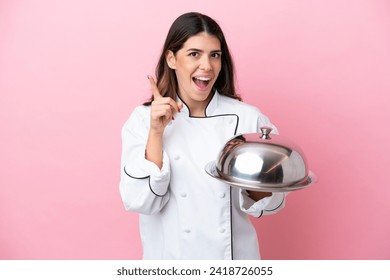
[260,126,273,139]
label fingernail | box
[178,108,181,113]
[171,116,175,120]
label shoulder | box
[217,94,278,133]
[123,105,151,129]
[128,105,150,119]
[218,94,262,117]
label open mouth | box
[192,76,212,90]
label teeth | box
[194,77,211,81]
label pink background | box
[1,0,389,259]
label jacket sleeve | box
[119,107,170,215]
[238,109,287,218]
[239,190,287,218]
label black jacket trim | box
[264,193,285,212]
[257,210,264,218]
[123,166,167,197]
[229,186,234,260]
[123,166,148,180]
[177,91,215,117]
[203,114,239,135]
[146,92,240,258]
[176,92,240,135]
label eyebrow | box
[186,48,222,53]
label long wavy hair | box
[143,12,241,105]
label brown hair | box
[144,12,241,105]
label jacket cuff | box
[145,152,170,196]
[239,190,285,217]
[123,151,170,196]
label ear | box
[165,50,177,69]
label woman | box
[119,12,286,259]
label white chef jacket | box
[119,91,286,260]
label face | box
[166,32,222,113]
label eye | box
[211,52,222,58]
[188,52,199,57]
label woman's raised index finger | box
[147,75,162,99]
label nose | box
[199,56,212,71]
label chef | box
[119,12,286,260]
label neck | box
[178,91,214,117]
[190,107,206,117]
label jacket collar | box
[177,90,219,118]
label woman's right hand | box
[145,76,182,168]
[148,75,182,134]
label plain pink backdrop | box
[1,0,389,259]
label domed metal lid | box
[205,127,317,192]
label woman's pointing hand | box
[148,75,182,133]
